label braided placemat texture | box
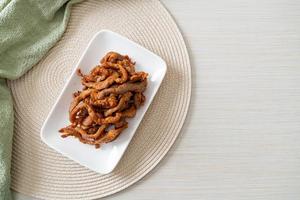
[8,0,191,199]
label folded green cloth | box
[0,0,82,199]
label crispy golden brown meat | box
[83,124,108,139]
[114,119,127,129]
[93,80,147,100]
[89,94,118,108]
[59,52,148,148]
[81,72,119,90]
[134,92,145,108]
[98,124,128,143]
[100,51,124,64]
[69,89,95,112]
[130,72,148,82]
[121,105,137,118]
[82,115,93,127]
[104,92,132,117]
[103,62,128,83]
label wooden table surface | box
[14,0,300,199]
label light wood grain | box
[14,0,300,199]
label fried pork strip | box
[93,80,147,100]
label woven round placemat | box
[8,0,191,199]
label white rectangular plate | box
[41,30,167,174]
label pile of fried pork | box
[59,52,148,148]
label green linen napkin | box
[0,0,82,199]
